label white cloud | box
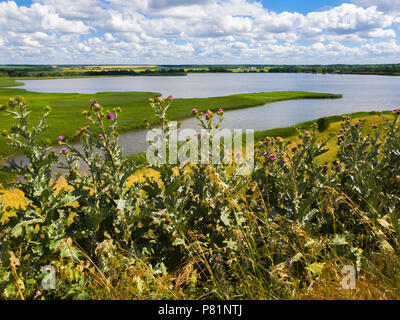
[304,4,393,35]
[0,1,92,34]
[362,39,400,54]
[353,0,400,13]
[366,28,396,38]
[0,0,399,64]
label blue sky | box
[260,0,349,13]
[0,0,399,64]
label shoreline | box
[2,70,400,89]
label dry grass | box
[294,257,400,300]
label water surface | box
[8,73,400,165]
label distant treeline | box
[187,67,233,73]
[2,64,400,78]
[83,69,186,76]
[0,68,187,78]
[268,64,400,75]
[186,67,266,73]
[160,64,270,68]
[0,66,54,77]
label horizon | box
[0,0,400,64]
[1,63,400,66]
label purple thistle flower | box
[98,134,104,139]
[204,113,209,118]
[263,152,268,157]
[264,140,269,145]
[269,154,276,159]
[35,291,41,297]
[197,133,201,137]
[57,136,63,141]
[89,99,95,104]
[337,164,342,169]
[192,108,198,114]
[355,122,360,127]
[107,113,115,120]
[61,148,68,154]
[323,164,328,168]
[347,116,351,120]
[339,134,345,138]
[304,131,310,136]
[237,152,242,157]
[168,95,173,99]
[372,123,377,128]
[218,108,223,112]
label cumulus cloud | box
[353,0,400,13]
[0,0,399,64]
[0,1,92,34]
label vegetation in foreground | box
[0,95,399,300]
[0,89,340,158]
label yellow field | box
[94,66,156,69]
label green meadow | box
[0,78,24,88]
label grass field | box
[0,86,341,158]
[0,78,24,87]
[255,110,395,164]
[254,110,387,140]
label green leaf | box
[116,199,127,211]
[76,292,91,300]
[306,262,325,276]
[173,237,185,246]
[11,224,23,238]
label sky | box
[0,0,399,64]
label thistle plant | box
[56,99,145,260]
[146,95,178,164]
[1,95,400,300]
[0,97,83,299]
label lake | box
[9,73,400,165]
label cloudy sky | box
[0,0,399,64]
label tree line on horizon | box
[0,64,400,78]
